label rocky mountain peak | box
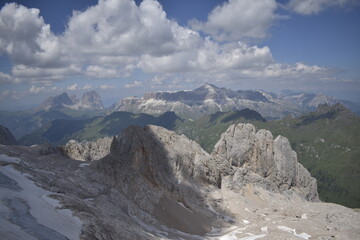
[80,90,104,110]
[98,123,318,202]
[107,125,221,189]
[0,125,16,145]
[40,91,104,111]
[212,123,319,201]
[316,103,350,114]
[40,92,75,110]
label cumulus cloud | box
[0,3,64,68]
[11,64,81,81]
[286,0,356,15]
[67,83,79,91]
[124,81,143,88]
[190,0,278,41]
[99,84,115,90]
[29,85,45,94]
[138,39,273,73]
[0,72,13,83]
[82,84,92,90]
[86,66,119,79]
[0,89,10,99]
[0,0,347,90]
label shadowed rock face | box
[0,125,16,145]
[92,125,225,235]
[109,125,222,188]
[212,123,319,201]
[40,92,75,110]
[0,124,358,240]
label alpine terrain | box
[111,84,358,120]
[0,124,359,239]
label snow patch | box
[0,154,21,164]
[79,163,90,168]
[277,225,311,239]
[0,164,82,240]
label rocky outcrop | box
[80,91,104,110]
[212,123,319,201]
[62,137,112,161]
[0,125,16,145]
[104,125,223,189]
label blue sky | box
[0,0,359,110]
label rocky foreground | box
[0,123,359,239]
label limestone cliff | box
[212,123,318,201]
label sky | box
[0,0,359,110]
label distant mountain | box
[0,91,105,139]
[0,125,16,145]
[111,83,356,119]
[176,104,360,208]
[40,91,104,111]
[18,111,183,146]
[80,91,103,110]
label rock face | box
[212,123,319,201]
[0,125,16,145]
[108,125,222,188]
[40,92,75,110]
[62,137,112,161]
[40,91,104,111]
[80,91,104,110]
[111,83,346,119]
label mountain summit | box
[111,84,346,119]
[40,91,104,111]
[80,91,103,110]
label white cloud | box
[124,81,143,88]
[0,72,13,83]
[0,3,63,68]
[29,85,45,94]
[0,0,351,93]
[138,39,273,73]
[0,89,10,99]
[191,0,278,41]
[11,64,81,82]
[82,84,92,90]
[99,84,115,90]
[86,66,119,79]
[286,0,356,15]
[67,83,79,91]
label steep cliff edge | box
[212,123,318,201]
[0,125,16,145]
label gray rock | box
[212,123,319,201]
[0,125,16,145]
[111,84,348,119]
[80,91,104,110]
[62,137,112,161]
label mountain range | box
[0,91,105,139]
[111,83,359,119]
